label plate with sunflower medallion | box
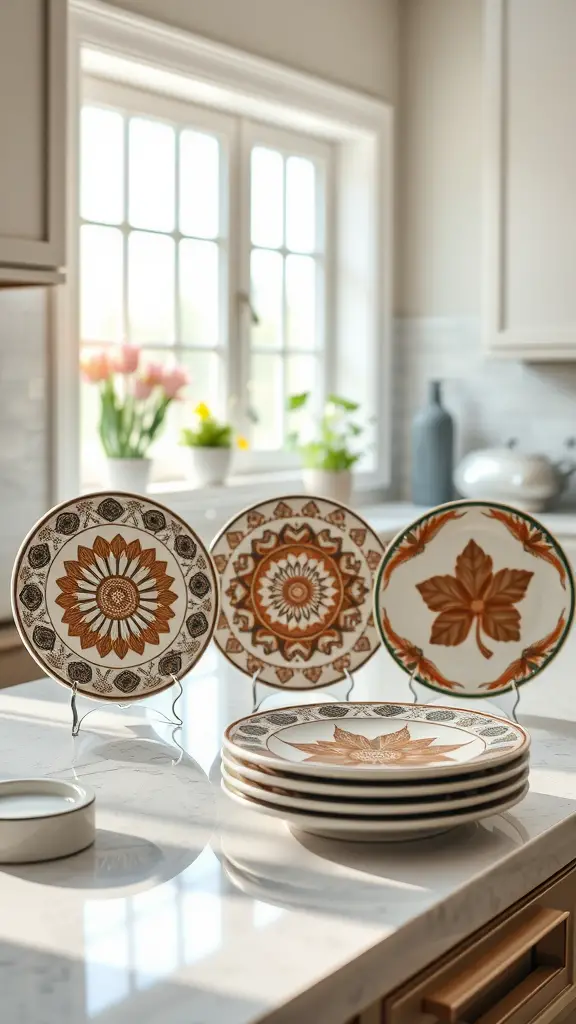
[223,701,529,780]
[374,499,575,699]
[210,496,386,689]
[11,492,219,701]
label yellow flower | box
[195,402,211,421]
[236,434,249,451]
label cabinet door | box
[484,0,576,359]
[0,0,66,271]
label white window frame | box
[238,119,333,472]
[56,0,394,519]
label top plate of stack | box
[223,701,529,782]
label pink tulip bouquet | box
[81,345,188,459]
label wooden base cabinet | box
[348,861,576,1024]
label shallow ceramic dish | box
[221,762,529,816]
[224,701,529,780]
[221,777,530,842]
[12,491,219,701]
[222,749,530,798]
[374,499,574,699]
[0,779,95,863]
[210,495,385,689]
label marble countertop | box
[3,657,576,1024]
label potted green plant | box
[287,392,363,504]
[181,403,248,487]
[81,345,188,493]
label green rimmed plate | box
[374,499,574,698]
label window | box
[79,78,332,485]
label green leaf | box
[287,392,310,411]
[326,393,359,412]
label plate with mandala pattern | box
[210,496,386,689]
[11,492,219,701]
[374,499,574,698]
[223,701,529,779]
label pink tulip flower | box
[133,378,153,400]
[162,366,189,400]
[141,361,166,387]
[81,351,113,384]
[113,344,140,375]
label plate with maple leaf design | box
[11,491,219,701]
[223,701,529,780]
[374,500,575,698]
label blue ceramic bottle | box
[411,380,454,507]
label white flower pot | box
[187,446,232,488]
[107,458,151,494]
[302,468,353,506]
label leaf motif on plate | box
[287,723,470,767]
[483,507,568,589]
[379,610,462,691]
[417,539,533,659]
[380,508,466,590]
[480,611,567,691]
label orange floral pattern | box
[417,539,533,659]
[55,534,178,659]
[380,508,465,590]
[379,610,462,690]
[480,613,567,691]
[287,723,469,767]
[483,508,568,589]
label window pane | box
[128,118,175,232]
[81,107,124,225]
[128,231,175,344]
[249,354,283,450]
[180,350,222,415]
[180,240,219,347]
[286,255,317,350]
[286,354,319,403]
[143,349,222,482]
[180,131,219,239]
[250,147,283,249]
[80,225,123,342]
[286,156,316,253]
[250,249,283,350]
[80,362,108,486]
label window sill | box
[140,470,388,537]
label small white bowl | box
[0,778,95,863]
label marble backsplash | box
[0,288,49,621]
[393,317,576,503]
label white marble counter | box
[2,656,576,1024]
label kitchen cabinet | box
[347,859,576,1024]
[484,0,576,360]
[0,0,66,285]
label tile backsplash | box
[394,318,576,502]
[0,288,49,621]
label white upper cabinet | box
[484,0,576,359]
[0,0,66,285]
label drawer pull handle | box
[422,906,569,1024]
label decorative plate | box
[374,500,575,698]
[223,701,529,779]
[210,495,385,689]
[221,777,530,841]
[11,491,219,701]
[221,749,530,798]
[221,762,530,816]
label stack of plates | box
[221,701,530,841]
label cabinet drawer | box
[383,863,576,1024]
